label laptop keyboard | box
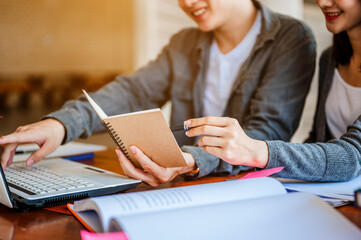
[4,164,95,195]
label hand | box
[115,146,196,187]
[0,119,66,169]
[184,116,269,168]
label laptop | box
[0,158,141,210]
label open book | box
[82,90,186,168]
[68,178,361,240]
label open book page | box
[71,178,286,232]
[109,192,361,240]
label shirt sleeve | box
[44,37,175,143]
[266,116,361,181]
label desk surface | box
[1,149,361,240]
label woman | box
[185,0,361,182]
[0,0,315,187]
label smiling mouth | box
[324,11,342,21]
[325,11,342,17]
[192,8,206,17]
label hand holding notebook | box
[82,90,187,169]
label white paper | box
[111,193,361,240]
[280,175,361,207]
[82,90,108,119]
[13,142,106,162]
[73,177,286,232]
[281,175,361,195]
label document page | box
[110,193,361,240]
[72,177,286,232]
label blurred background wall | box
[1,0,134,74]
[0,0,331,146]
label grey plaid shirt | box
[46,1,316,178]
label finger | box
[116,148,143,175]
[197,136,225,148]
[15,125,29,133]
[185,116,230,128]
[7,146,16,167]
[201,146,224,159]
[130,146,166,174]
[115,148,160,186]
[6,157,13,167]
[1,143,18,169]
[26,142,56,166]
[0,132,38,145]
[129,146,176,183]
[186,125,224,138]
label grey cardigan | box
[266,48,361,181]
[46,1,316,178]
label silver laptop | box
[0,158,141,209]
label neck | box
[213,1,257,54]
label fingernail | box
[27,159,35,166]
[184,120,191,126]
[185,131,190,136]
[130,146,137,154]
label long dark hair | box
[333,31,361,70]
[332,31,353,66]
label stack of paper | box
[280,175,361,207]
[13,142,107,162]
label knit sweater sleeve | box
[265,116,361,181]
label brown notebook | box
[82,90,187,168]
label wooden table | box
[1,149,360,240]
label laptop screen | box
[0,166,13,208]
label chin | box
[196,23,214,32]
[326,24,343,35]
[198,28,213,32]
[197,27,213,32]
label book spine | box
[103,121,131,162]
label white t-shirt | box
[202,11,261,117]
[326,68,361,138]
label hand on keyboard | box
[0,119,66,169]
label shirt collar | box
[252,0,281,52]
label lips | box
[191,8,206,19]
[324,11,342,21]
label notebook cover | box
[67,203,96,233]
[105,109,187,168]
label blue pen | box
[65,152,95,161]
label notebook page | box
[82,90,108,120]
